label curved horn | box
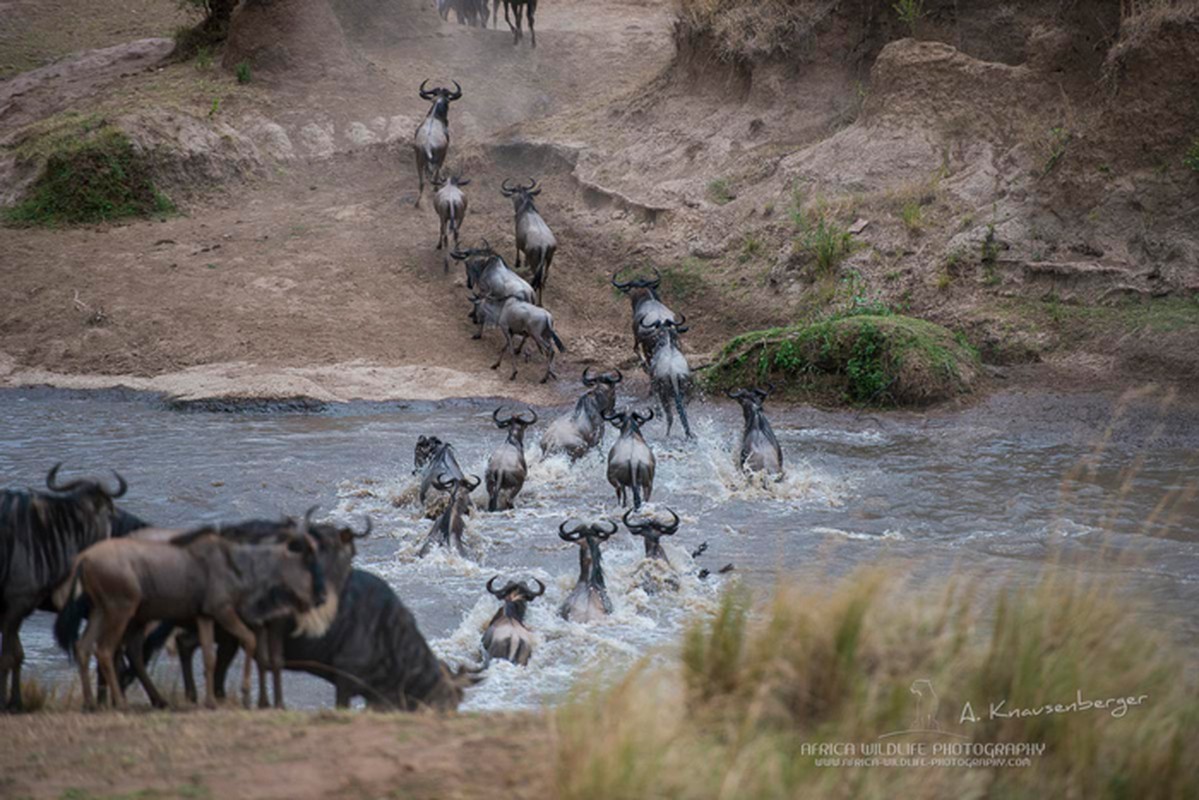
[635,407,655,424]
[448,80,462,100]
[464,474,482,492]
[493,406,512,428]
[648,267,662,289]
[582,366,597,386]
[602,369,624,385]
[108,470,128,499]
[523,177,537,191]
[450,249,470,261]
[592,519,618,538]
[559,519,586,541]
[419,78,434,98]
[486,575,505,597]
[433,472,457,492]
[660,507,681,534]
[516,407,538,426]
[727,388,746,400]
[500,178,515,196]
[302,505,319,535]
[45,463,85,493]
[611,269,634,291]
[528,578,546,598]
[622,508,648,532]
[354,516,373,540]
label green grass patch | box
[4,118,174,227]
[706,178,733,205]
[1184,138,1199,173]
[705,313,979,407]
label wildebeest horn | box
[633,408,655,424]
[301,505,319,535]
[108,470,128,498]
[648,267,662,289]
[433,472,457,492]
[660,507,681,534]
[419,78,434,98]
[354,516,373,540]
[450,249,470,261]
[523,177,537,191]
[602,369,623,385]
[493,406,513,428]
[727,388,746,400]
[46,462,86,493]
[559,519,586,541]
[500,178,515,196]
[601,410,624,424]
[622,508,648,532]
[582,366,597,386]
[448,80,462,100]
[611,270,633,291]
[528,578,546,598]
[516,407,538,426]
[592,519,618,538]
[464,474,482,492]
[487,575,505,597]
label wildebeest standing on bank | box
[285,569,482,709]
[0,463,135,711]
[728,386,784,477]
[559,519,616,622]
[540,368,623,461]
[485,406,537,511]
[413,79,462,208]
[432,176,470,268]
[470,294,566,383]
[604,408,656,509]
[499,0,538,47]
[454,243,535,312]
[612,268,679,368]
[438,0,487,26]
[56,523,326,710]
[481,575,545,666]
[501,178,556,305]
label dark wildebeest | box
[728,386,784,477]
[641,316,693,439]
[540,368,623,461]
[413,79,462,208]
[0,463,136,711]
[558,519,616,622]
[55,523,325,710]
[453,243,535,311]
[161,512,367,709]
[420,474,479,557]
[481,575,545,666]
[485,407,537,512]
[612,268,679,368]
[500,178,556,305]
[469,294,566,383]
[414,435,466,506]
[432,176,470,267]
[284,569,482,709]
[438,0,487,26]
[498,0,538,46]
[604,408,656,509]
[622,507,680,564]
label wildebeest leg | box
[527,1,537,47]
[437,215,447,250]
[0,611,24,710]
[96,604,135,711]
[512,3,524,45]
[213,632,239,700]
[414,151,426,208]
[177,629,199,704]
[335,681,353,709]
[75,610,103,710]
[212,608,258,709]
[541,337,556,383]
[631,480,643,510]
[196,618,218,709]
[124,628,168,709]
[492,328,511,372]
[661,387,674,437]
[269,626,285,709]
[254,626,271,709]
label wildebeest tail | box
[549,327,566,354]
[672,374,692,438]
[53,571,88,660]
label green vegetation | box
[658,258,706,302]
[194,45,213,71]
[3,118,174,227]
[235,60,252,84]
[173,0,235,60]
[705,312,978,406]
[1041,126,1071,175]
[556,566,1199,800]
[900,200,923,232]
[738,233,762,263]
[892,0,925,34]
[1184,138,1199,172]
[706,178,733,205]
[208,97,221,118]
[798,217,856,275]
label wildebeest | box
[558,519,616,622]
[414,435,466,506]
[481,575,544,666]
[438,0,487,26]
[501,178,556,305]
[622,507,680,563]
[284,569,482,709]
[454,243,535,309]
[55,522,325,710]
[641,316,693,439]
[604,408,656,509]
[612,268,679,368]
[540,368,623,461]
[432,176,470,266]
[469,294,566,383]
[0,463,135,711]
[420,474,479,557]
[485,407,537,511]
[164,512,367,709]
[499,0,538,46]
[728,386,784,477]
[413,79,462,208]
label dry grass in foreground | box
[556,568,1199,799]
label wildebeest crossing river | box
[3,386,1197,710]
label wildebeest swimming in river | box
[481,575,545,666]
[0,463,139,711]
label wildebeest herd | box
[0,72,788,715]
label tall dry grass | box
[556,567,1199,799]
[675,0,841,62]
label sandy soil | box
[0,709,553,799]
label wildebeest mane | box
[0,490,114,594]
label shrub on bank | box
[705,313,979,406]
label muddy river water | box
[5,386,1197,710]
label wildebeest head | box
[294,506,371,636]
[639,314,689,347]
[418,78,462,121]
[414,435,446,473]
[432,175,471,190]
[44,461,129,523]
[449,239,497,290]
[623,507,680,563]
[559,518,617,590]
[500,178,541,214]
[487,575,546,605]
[727,385,772,413]
[603,407,654,436]
[435,472,480,509]
[611,267,663,301]
[492,406,538,443]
